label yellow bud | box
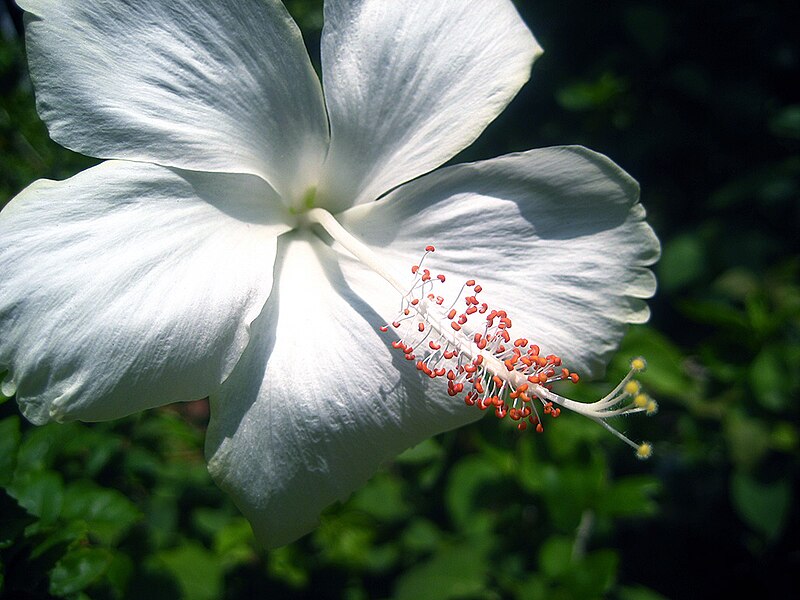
[624,380,641,396]
[636,442,653,460]
[646,400,659,416]
[634,393,649,408]
[630,357,647,372]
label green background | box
[1,0,798,598]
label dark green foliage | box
[1,0,798,598]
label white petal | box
[206,232,477,548]
[338,146,661,377]
[317,0,542,211]
[18,0,329,203]
[0,161,290,424]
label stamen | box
[380,246,656,460]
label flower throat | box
[304,208,655,459]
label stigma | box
[380,246,656,459]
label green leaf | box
[0,416,21,487]
[0,488,36,549]
[60,482,141,545]
[657,234,707,292]
[730,472,791,541]
[393,544,489,600]
[538,536,573,579]
[445,455,503,530]
[395,438,443,464]
[154,542,223,600]
[349,473,409,522]
[749,345,790,411]
[7,470,64,525]
[49,547,112,597]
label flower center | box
[305,208,655,459]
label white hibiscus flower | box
[0,0,660,547]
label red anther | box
[517,383,529,393]
[427,293,435,300]
[429,341,441,350]
[492,396,503,406]
[416,361,424,371]
[466,279,476,286]
[403,308,410,315]
[514,338,525,347]
[379,325,389,332]
[521,357,533,367]
[501,330,510,342]
[464,394,476,406]
[509,408,520,421]
[527,375,537,383]
[474,285,483,293]
[464,363,477,374]
[536,423,544,433]
[479,303,489,314]
[466,306,478,315]
[529,345,540,356]
[553,408,561,417]
[447,308,457,320]
[569,373,580,383]
[444,350,456,359]
[425,245,435,252]
[451,322,461,331]
[475,380,485,394]
[411,298,419,306]
[454,383,464,393]
[421,269,431,282]
[498,345,506,353]
[520,393,530,403]
[437,274,446,282]
[553,357,562,366]
[518,421,528,431]
[510,389,519,399]
[492,375,503,387]
[411,265,419,274]
[546,369,555,378]
[392,321,401,328]
[458,314,468,325]
[435,367,446,377]
[521,407,531,417]
[474,333,482,343]
[478,399,490,410]
[504,359,515,371]
[561,368,570,378]
[405,353,416,360]
[495,407,507,419]
[418,322,425,332]
[447,370,456,381]
[392,340,404,349]
[497,310,507,318]
[474,355,483,366]
[448,388,458,397]
[436,296,444,305]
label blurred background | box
[1,0,798,598]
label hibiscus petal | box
[337,146,661,377]
[0,161,290,424]
[317,0,542,211]
[18,0,329,203]
[206,232,478,548]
